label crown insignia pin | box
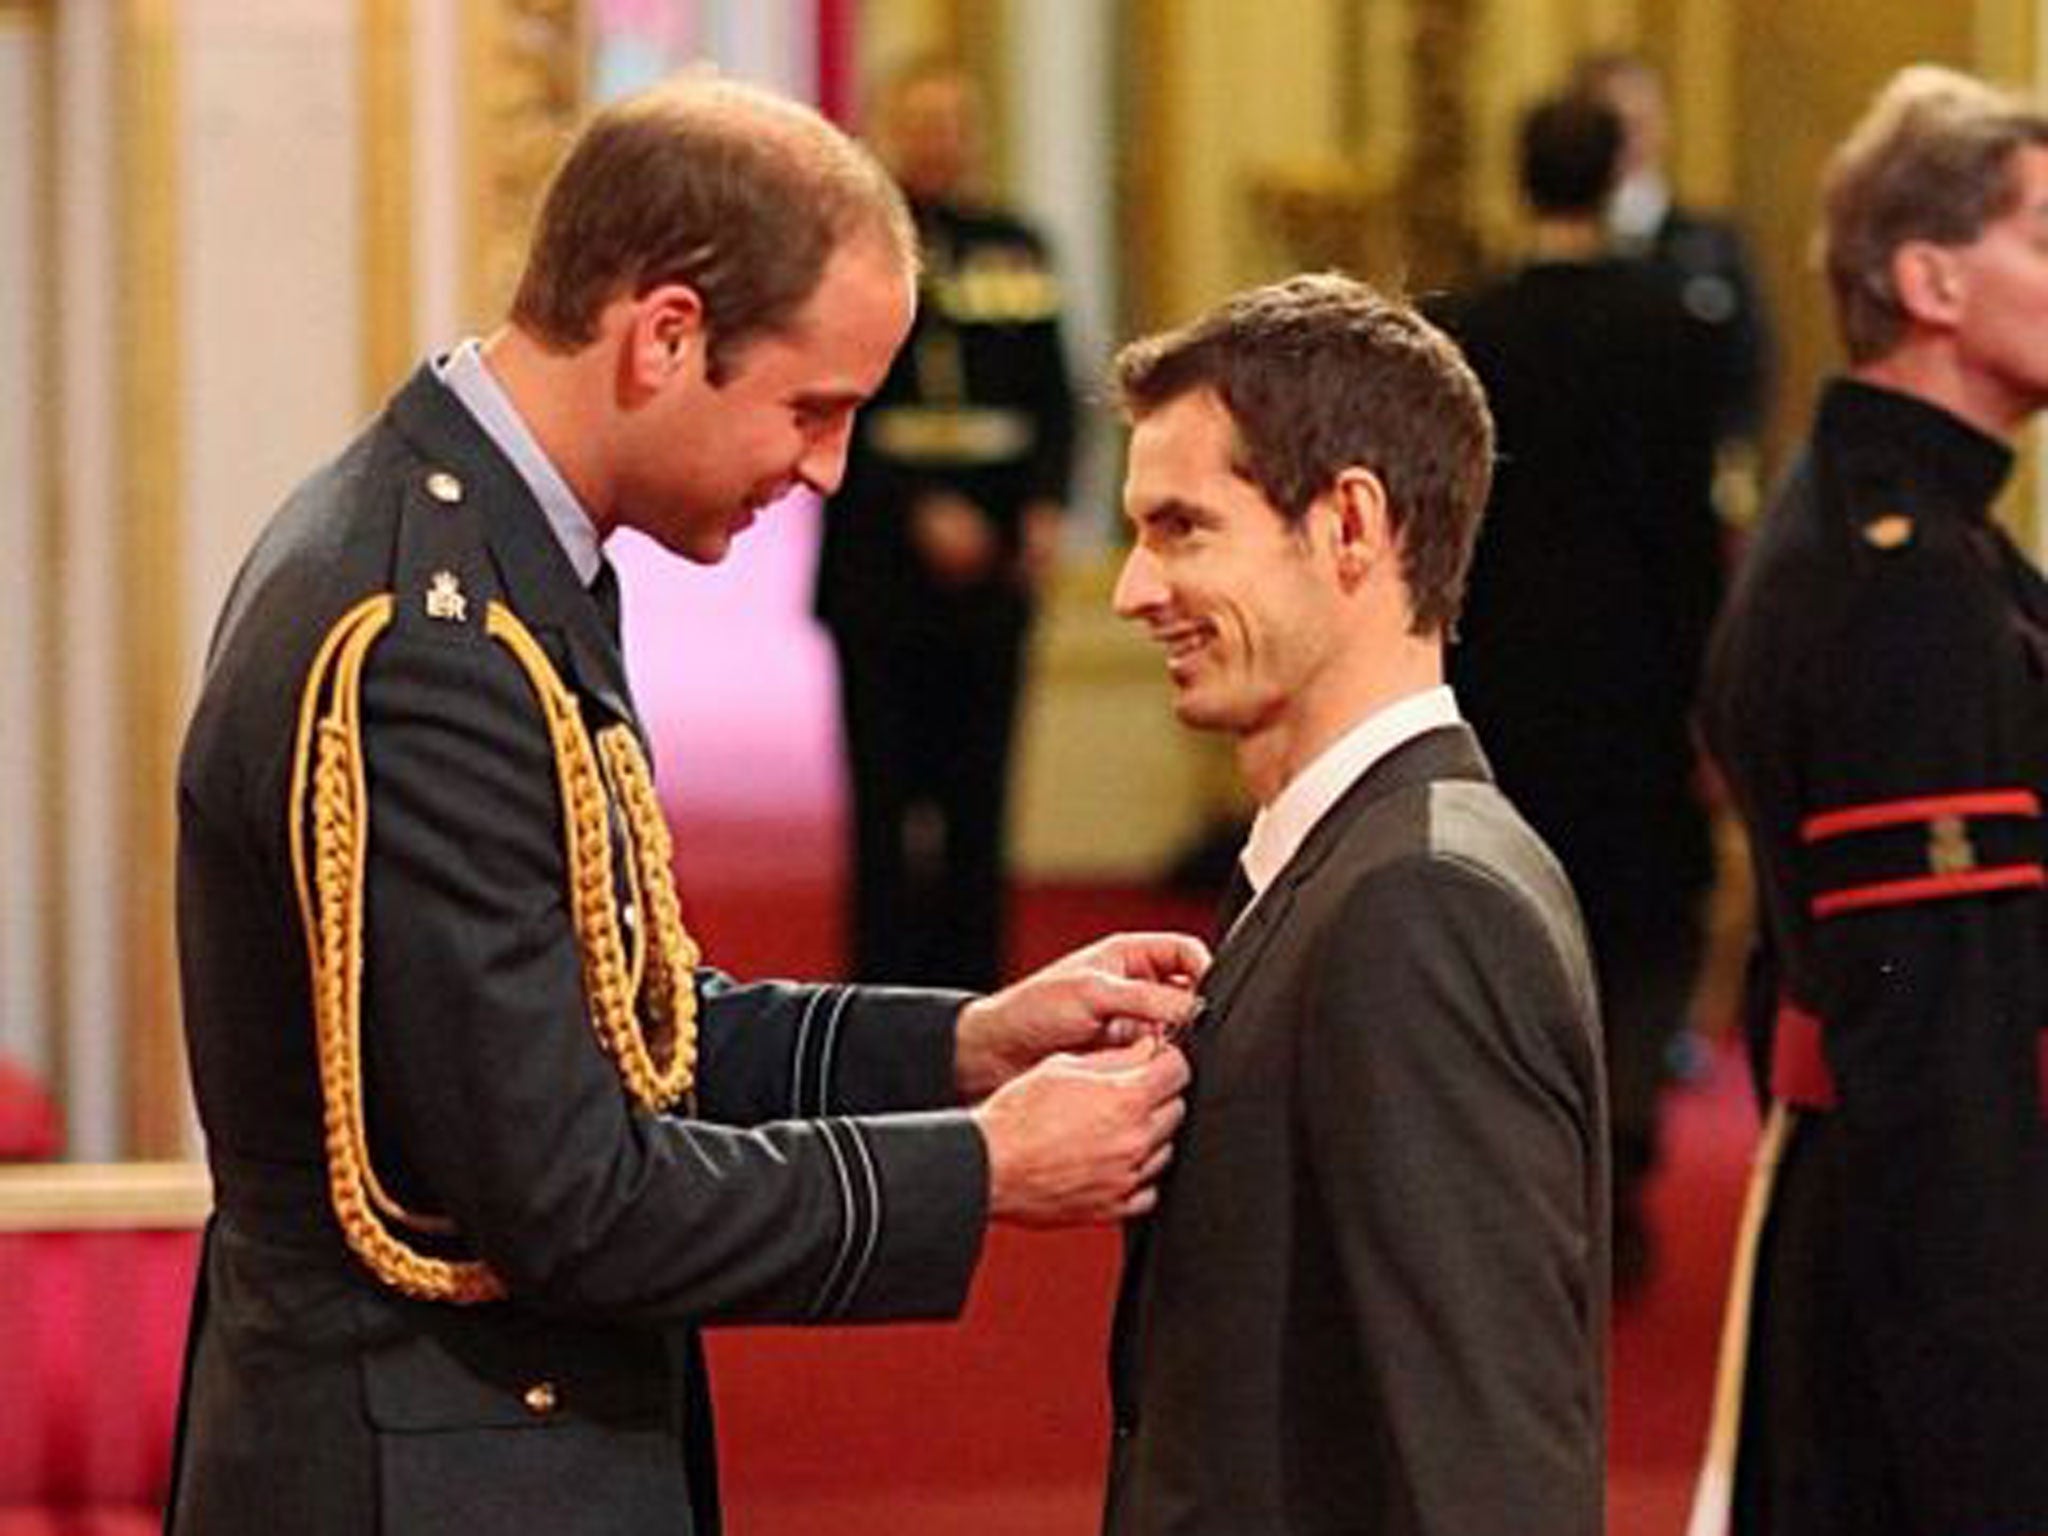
[425,570,468,624]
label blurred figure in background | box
[1574,51,1774,454]
[1702,65,2048,1536]
[1435,92,1729,1293]
[815,56,1076,989]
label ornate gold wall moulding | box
[1244,152,1406,286]
[463,0,585,330]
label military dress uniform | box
[1703,379,2048,1535]
[169,365,990,1535]
[814,197,1075,990]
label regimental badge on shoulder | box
[425,570,469,624]
[1862,513,1915,551]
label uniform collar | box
[1818,377,2015,516]
[435,338,605,586]
[386,365,637,723]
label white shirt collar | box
[1238,686,1462,906]
[1608,171,1672,247]
[434,338,605,585]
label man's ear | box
[1891,240,1966,328]
[1326,466,1393,588]
[625,282,708,391]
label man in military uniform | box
[170,77,1198,1536]
[1701,66,2048,1536]
[815,57,1075,990]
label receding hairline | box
[609,73,916,260]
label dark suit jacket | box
[1103,726,1608,1536]
[170,367,990,1535]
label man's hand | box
[953,932,1210,1101]
[910,490,1001,586]
[1019,498,1064,593]
[974,1039,1191,1226]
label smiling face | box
[1115,389,1349,751]
[613,234,915,563]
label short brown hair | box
[1822,65,2048,364]
[511,74,915,381]
[1114,273,1494,636]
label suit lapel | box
[386,366,639,727]
[1194,724,1492,1038]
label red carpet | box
[672,806,1753,1535]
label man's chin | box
[1168,688,1232,734]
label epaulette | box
[288,462,700,1305]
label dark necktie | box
[589,556,623,649]
[1216,860,1255,942]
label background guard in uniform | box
[1700,65,2048,1536]
[816,56,1076,990]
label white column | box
[0,10,49,1080]
[411,0,462,349]
[704,0,814,101]
[1005,0,1118,538]
[54,0,123,1159]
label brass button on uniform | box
[522,1381,559,1416]
[425,470,464,505]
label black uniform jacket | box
[1102,726,1608,1536]
[815,197,1074,642]
[1704,379,2048,1534]
[170,366,989,1535]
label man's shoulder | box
[1308,778,1600,1031]
[1322,772,1577,929]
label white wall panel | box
[179,1,362,690]
[411,0,461,351]
[1008,0,1117,536]
[54,0,122,1158]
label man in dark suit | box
[1102,274,1608,1536]
[170,76,1198,1536]
[816,57,1076,990]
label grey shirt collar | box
[434,337,604,585]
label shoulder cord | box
[287,596,700,1304]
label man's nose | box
[1112,544,1165,618]
[798,420,855,496]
